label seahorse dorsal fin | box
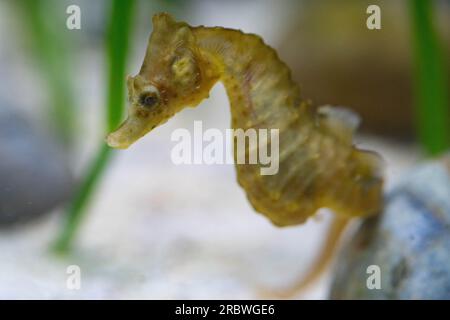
[317,105,360,143]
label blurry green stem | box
[410,0,450,155]
[54,0,135,253]
[54,145,112,252]
[107,1,134,131]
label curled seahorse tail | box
[291,216,350,294]
[257,216,350,298]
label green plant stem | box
[107,0,135,131]
[53,145,112,253]
[410,0,450,155]
[54,0,135,253]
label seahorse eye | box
[140,93,158,108]
[138,85,160,108]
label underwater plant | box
[410,0,450,155]
[54,0,136,253]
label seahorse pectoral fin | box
[317,105,360,143]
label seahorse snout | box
[106,117,149,149]
[106,131,129,149]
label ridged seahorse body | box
[107,13,383,228]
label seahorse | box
[106,13,384,296]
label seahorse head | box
[107,13,218,149]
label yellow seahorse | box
[106,13,383,295]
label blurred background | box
[0,0,449,299]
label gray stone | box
[0,105,73,226]
[330,156,450,299]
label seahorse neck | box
[192,26,306,130]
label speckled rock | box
[330,155,450,299]
[0,105,73,225]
